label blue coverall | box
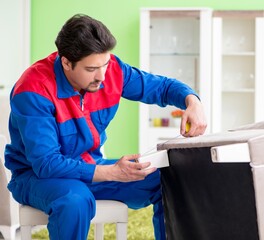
[5,52,197,239]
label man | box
[5,14,206,239]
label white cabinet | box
[0,0,30,143]
[139,8,212,153]
[0,0,30,88]
[212,11,264,132]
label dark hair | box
[55,14,116,64]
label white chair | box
[0,134,128,240]
[20,200,128,240]
[0,135,20,240]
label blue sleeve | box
[115,55,198,109]
[6,90,95,183]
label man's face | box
[61,52,111,92]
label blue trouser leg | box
[10,168,166,240]
[10,173,96,240]
[88,169,166,240]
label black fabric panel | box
[160,147,259,240]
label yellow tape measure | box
[185,122,191,133]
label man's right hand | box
[92,154,157,182]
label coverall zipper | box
[81,98,84,111]
[80,94,85,111]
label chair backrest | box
[0,135,6,160]
[0,135,11,224]
[0,134,19,226]
[0,134,10,181]
[0,135,8,180]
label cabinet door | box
[0,0,30,141]
[212,11,264,132]
[0,0,30,88]
[139,8,212,153]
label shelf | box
[150,53,199,57]
[222,52,255,56]
[213,10,264,18]
[148,127,182,139]
[149,127,180,131]
[222,88,255,93]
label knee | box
[50,187,96,220]
[47,188,95,239]
[67,193,96,219]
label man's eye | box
[86,68,96,72]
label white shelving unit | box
[212,11,264,132]
[139,8,212,153]
[0,0,30,142]
[0,0,30,89]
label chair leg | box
[94,223,104,240]
[116,222,127,240]
[20,225,32,240]
[0,225,18,240]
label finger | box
[181,122,191,135]
[131,161,151,170]
[180,116,192,135]
[180,119,192,136]
[141,167,157,175]
[121,153,141,162]
[182,122,200,137]
[185,122,206,137]
[133,166,157,179]
[139,162,151,169]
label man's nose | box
[95,67,105,81]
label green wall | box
[31,0,264,158]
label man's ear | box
[61,56,72,71]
